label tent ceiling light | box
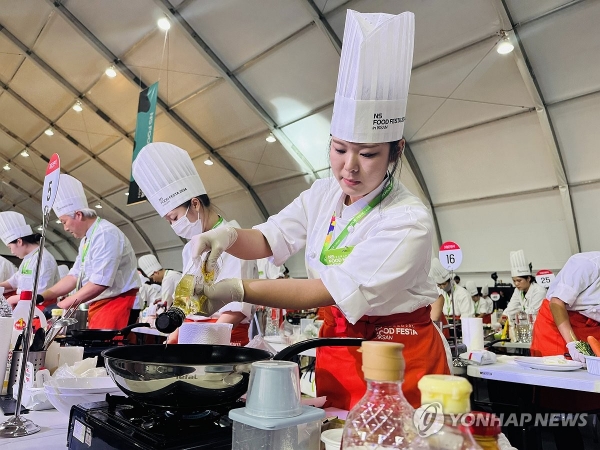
[44,128,54,136]
[95,203,103,209]
[204,156,214,166]
[55,219,61,224]
[266,133,276,143]
[124,192,129,196]
[73,101,83,112]
[105,65,117,78]
[37,225,43,231]
[20,149,29,157]
[497,31,514,55]
[2,164,10,171]
[158,17,171,31]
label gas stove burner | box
[165,409,211,420]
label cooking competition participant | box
[430,258,475,319]
[502,250,545,322]
[38,175,140,329]
[466,280,493,317]
[0,211,59,307]
[0,255,17,284]
[132,142,257,346]
[138,254,182,308]
[187,10,450,409]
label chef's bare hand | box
[201,278,245,316]
[191,227,238,273]
[566,341,586,364]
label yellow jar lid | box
[418,375,472,414]
[51,308,63,316]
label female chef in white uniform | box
[188,10,450,410]
[502,250,545,322]
[0,212,59,307]
[132,142,257,346]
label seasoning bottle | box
[417,375,482,450]
[462,412,501,450]
[341,341,429,449]
[156,258,216,333]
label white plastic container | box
[321,428,343,450]
[12,298,47,347]
[584,355,600,376]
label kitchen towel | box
[462,318,484,351]
[179,322,232,345]
[58,346,84,367]
[0,317,12,394]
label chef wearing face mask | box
[132,143,257,346]
[38,175,140,329]
[184,10,451,410]
[430,258,474,319]
[502,250,545,323]
[0,212,59,307]
[138,254,182,308]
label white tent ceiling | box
[0,0,598,280]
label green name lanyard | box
[521,290,528,312]
[77,218,102,290]
[20,249,39,275]
[212,216,224,230]
[320,181,393,266]
[474,299,479,315]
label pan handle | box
[272,337,364,361]
[118,322,150,337]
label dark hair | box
[454,275,461,282]
[181,194,211,209]
[9,234,42,245]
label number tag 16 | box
[439,241,463,271]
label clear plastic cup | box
[245,361,302,418]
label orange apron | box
[182,317,250,346]
[316,305,450,410]
[530,299,600,411]
[87,288,138,329]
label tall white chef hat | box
[0,212,33,246]
[510,250,532,277]
[481,284,489,297]
[429,258,451,285]
[138,254,162,276]
[465,281,479,297]
[53,174,88,217]
[330,10,415,143]
[132,142,207,217]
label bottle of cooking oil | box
[156,257,217,333]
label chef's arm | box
[40,275,77,300]
[58,282,108,309]
[430,295,444,322]
[0,281,14,291]
[549,297,576,343]
[217,311,246,327]
[227,229,273,260]
[242,278,335,310]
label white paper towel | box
[45,342,61,374]
[0,317,12,395]
[179,322,233,345]
[58,346,84,367]
[461,318,484,351]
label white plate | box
[514,357,583,371]
[264,336,285,344]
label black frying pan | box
[102,337,364,410]
[70,322,150,341]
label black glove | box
[35,294,45,305]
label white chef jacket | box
[161,269,182,308]
[547,252,600,312]
[439,284,475,319]
[503,282,546,319]
[6,246,59,295]
[69,218,140,303]
[254,177,438,325]
[473,297,493,315]
[182,218,258,323]
[0,256,17,282]
[138,282,162,309]
[257,258,284,279]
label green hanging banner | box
[127,81,158,205]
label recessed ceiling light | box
[73,101,83,112]
[95,203,103,209]
[157,17,171,31]
[20,149,29,157]
[2,164,10,171]
[105,65,117,78]
[45,128,54,136]
[204,157,214,166]
[266,133,276,143]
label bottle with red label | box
[11,290,47,348]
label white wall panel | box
[549,92,600,184]
[118,224,150,254]
[31,133,88,173]
[0,93,47,143]
[520,1,600,104]
[281,107,332,172]
[435,190,572,274]
[71,160,123,197]
[0,127,24,160]
[505,0,574,25]
[155,247,185,272]
[0,0,53,47]
[212,190,265,228]
[137,217,183,251]
[571,184,600,252]
[254,175,314,216]
[0,34,22,84]
[57,108,122,155]
[412,112,557,204]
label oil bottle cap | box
[51,309,63,317]
[418,375,472,413]
[361,341,405,382]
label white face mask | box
[171,206,203,239]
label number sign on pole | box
[42,153,60,217]
[536,269,555,288]
[439,241,463,271]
